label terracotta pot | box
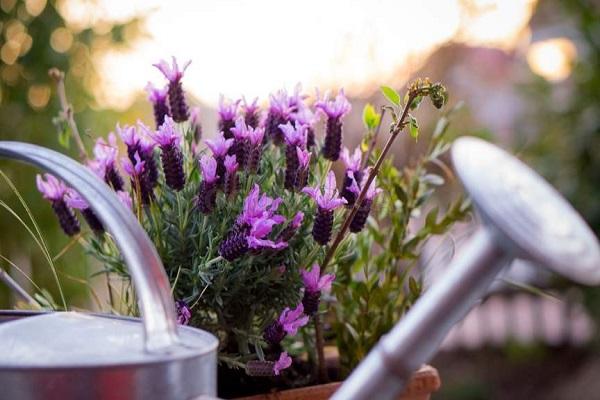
[236,365,440,400]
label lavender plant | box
[38,59,455,383]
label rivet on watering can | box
[332,137,600,400]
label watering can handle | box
[0,141,179,351]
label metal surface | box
[0,268,38,306]
[0,142,218,399]
[333,137,600,400]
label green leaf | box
[362,103,381,129]
[408,115,419,139]
[408,277,421,298]
[425,207,439,228]
[52,115,70,149]
[380,86,401,106]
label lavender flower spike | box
[280,121,307,190]
[149,116,185,191]
[145,82,170,128]
[197,155,219,214]
[265,89,292,144]
[36,174,80,236]
[273,352,292,376]
[302,171,347,245]
[349,174,383,233]
[92,133,124,191]
[65,189,104,234]
[277,211,304,243]
[263,303,309,345]
[340,146,364,206]
[291,105,318,149]
[122,153,154,205]
[217,95,241,140]
[246,125,266,173]
[223,154,239,198]
[242,96,260,128]
[176,300,191,325]
[219,185,286,261]
[296,148,311,190]
[206,131,234,185]
[116,123,141,163]
[315,89,351,161]
[153,57,191,122]
[230,117,250,169]
[301,264,335,315]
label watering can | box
[0,142,218,400]
[334,137,600,400]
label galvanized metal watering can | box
[0,142,218,400]
[335,137,600,400]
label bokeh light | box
[526,37,577,81]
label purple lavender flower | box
[315,89,351,161]
[145,82,170,128]
[148,117,185,191]
[263,304,309,345]
[206,132,234,185]
[302,171,347,245]
[122,153,153,205]
[348,174,382,233]
[242,96,260,128]
[123,122,160,190]
[291,106,318,149]
[219,185,286,261]
[295,148,311,190]
[230,117,250,169]
[273,352,292,376]
[197,155,219,214]
[279,122,307,190]
[340,146,364,206]
[176,300,191,325]
[301,264,335,315]
[224,155,239,198]
[217,95,241,141]
[91,133,124,191]
[36,174,80,236]
[265,90,292,144]
[287,83,307,111]
[190,106,202,141]
[246,125,265,173]
[65,189,104,234]
[276,211,304,243]
[153,57,191,122]
[116,123,141,163]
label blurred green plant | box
[518,0,600,340]
[332,96,470,375]
[0,0,143,308]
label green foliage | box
[0,0,144,308]
[362,103,381,130]
[518,1,600,344]
[332,106,470,375]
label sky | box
[56,0,538,109]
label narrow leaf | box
[380,86,400,106]
[409,115,419,139]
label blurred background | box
[0,0,598,398]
